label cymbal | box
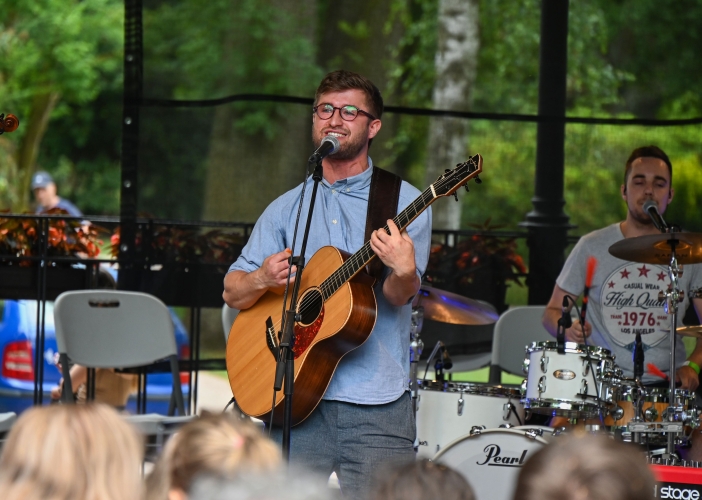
[608,232,702,265]
[676,326,702,339]
[412,285,499,325]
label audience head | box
[368,459,475,500]
[513,432,655,500]
[0,403,143,500]
[189,466,333,500]
[146,412,281,500]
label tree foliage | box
[0,0,123,212]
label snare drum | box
[416,380,524,458]
[434,427,548,500]
[606,380,698,444]
[522,341,617,418]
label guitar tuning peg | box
[453,192,459,202]
[474,176,482,184]
[464,184,470,192]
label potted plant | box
[0,208,103,299]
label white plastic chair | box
[221,304,239,343]
[53,290,186,415]
[488,306,553,384]
[0,412,17,444]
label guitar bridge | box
[265,316,279,360]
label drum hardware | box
[608,231,702,457]
[410,307,424,415]
[470,425,486,435]
[522,342,616,419]
[457,390,465,416]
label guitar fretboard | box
[318,187,434,300]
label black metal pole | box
[521,0,572,305]
[119,0,143,292]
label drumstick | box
[647,362,669,381]
[579,257,597,334]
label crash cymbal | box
[676,326,702,339]
[412,285,499,325]
[608,232,702,265]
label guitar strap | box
[364,166,402,282]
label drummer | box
[542,147,702,447]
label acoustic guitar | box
[226,154,483,426]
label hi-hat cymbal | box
[676,326,702,339]
[608,232,702,265]
[412,285,499,325]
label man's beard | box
[629,204,655,226]
[313,126,369,161]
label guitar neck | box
[318,187,435,301]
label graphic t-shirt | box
[557,223,702,382]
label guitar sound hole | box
[297,288,323,326]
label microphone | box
[643,200,668,233]
[559,296,573,329]
[440,344,453,370]
[308,135,340,164]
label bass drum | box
[416,380,525,458]
[434,428,549,500]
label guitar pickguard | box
[292,305,325,359]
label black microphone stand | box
[274,157,325,461]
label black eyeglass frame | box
[312,103,377,122]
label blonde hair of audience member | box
[513,432,655,500]
[0,403,143,500]
[146,412,281,500]
[368,459,475,500]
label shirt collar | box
[323,156,374,192]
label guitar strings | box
[279,159,478,325]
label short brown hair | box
[314,70,383,119]
[369,459,475,500]
[514,433,656,500]
[624,145,672,186]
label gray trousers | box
[271,392,416,498]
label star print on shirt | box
[620,268,631,279]
[637,265,650,278]
[657,272,666,281]
[608,281,616,288]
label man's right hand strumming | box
[223,248,296,310]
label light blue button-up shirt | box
[228,159,432,404]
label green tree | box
[0,0,123,211]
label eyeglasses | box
[313,103,376,122]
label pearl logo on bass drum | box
[476,444,529,467]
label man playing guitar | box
[223,70,432,496]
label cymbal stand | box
[409,307,424,415]
[659,240,684,459]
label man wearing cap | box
[31,171,82,216]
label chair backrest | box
[54,290,176,368]
[221,304,239,343]
[490,306,553,376]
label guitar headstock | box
[430,154,483,199]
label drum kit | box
[412,232,702,500]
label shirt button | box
[332,219,337,224]
[332,189,336,194]
[346,188,350,192]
